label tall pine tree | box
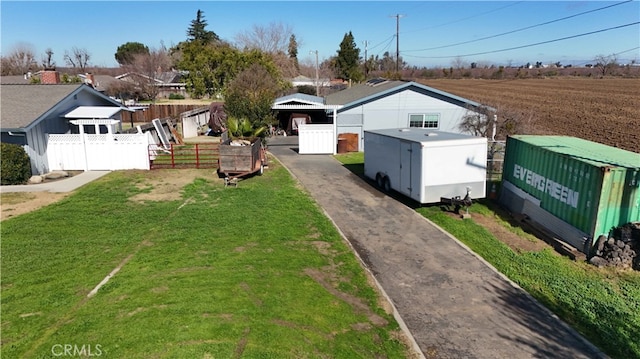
[335,31,363,82]
[288,34,299,72]
[186,9,219,44]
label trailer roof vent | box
[399,128,410,132]
[425,132,438,136]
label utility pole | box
[362,40,369,78]
[310,50,319,96]
[390,14,404,74]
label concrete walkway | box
[267,137,606,359]
[0,171,111,193]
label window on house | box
[409,114,439,129]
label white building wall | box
[298,124,335,154]
[337,90,479,151]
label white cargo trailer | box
[364,128,487,204]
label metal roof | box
[366,128,486,145]
[511,135,640,169]
[64,106,131,119]
[274,93,324,106]
[70,119,120,125]
[325,80,494,113]
[272,93,341,111]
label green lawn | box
[335,152,640,359]
[1,161,409,358]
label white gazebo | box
[64,106,131,135]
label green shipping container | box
[500,135,640,253]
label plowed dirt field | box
[419,78,640,153]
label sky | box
[1,0,638,69]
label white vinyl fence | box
[47,133,151,171]
[298,124,335,154]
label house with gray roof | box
[325,79,494,151]
[0,71,120,94]
[115,71,187,99]
[1,83,129,175]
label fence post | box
[170,144,175,168]
[195,144,200,168]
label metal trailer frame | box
[217,138,267,187]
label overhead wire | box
[403,0,634,52]
[404,22,640,59]
[403,1,524,34]
[367,34,398,60]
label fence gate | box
[149,142,220,169]
[48,133,150,171]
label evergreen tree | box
[335,31,363,82]
[288,34,299,72]
[186,9,219,44]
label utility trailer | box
[217,137,266,187]
[364,128,487,204]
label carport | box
[272,94,342,154]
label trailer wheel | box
[376,173,384,188]
[383,176,391,193]
[258,164,264,176]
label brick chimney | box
[41,69,60,84]
[85,72,96,87]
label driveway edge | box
[273,154,426,359]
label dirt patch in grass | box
[129,168,217,203]
[1,169,219,221]
[304,268,388,327]
[471,213,550,253]
[1,192,69,221]
[440,208,551,254]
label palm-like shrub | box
[226,117,266,141]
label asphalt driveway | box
[267,136,605,359]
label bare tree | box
[451,56,468,78]
[270,52,298,79]
[1,42,36,75]
[104,79,140,102]
[594,54,618,77]
[64,47,91,70]
[459,103,535,176]
[121,45,172,101]
[234,21,299,54]
[459,103,534,140]
[41,48,56,69]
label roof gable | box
[325,80,493,113]
[0,84,124,130]
[274,93,325,106]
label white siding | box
[298,124,335,154]
[337,90,481,152]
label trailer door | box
[400,141,413,196]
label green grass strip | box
[1,164,408,358]
[335,152,640,359]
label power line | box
[368,35,397,61]
[404,0,634,53]
[403,1,524,34]
[403,22,640,59]
[367,35,396,52]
